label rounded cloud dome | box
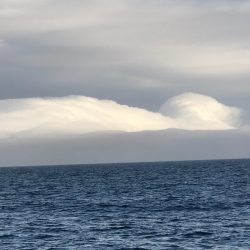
[159,92,242,130]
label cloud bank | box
[0,93,242,140]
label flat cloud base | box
[0,128,249,167]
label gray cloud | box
[1,128,250,167]
[0,0,250,111]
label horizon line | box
[1,157,249,169]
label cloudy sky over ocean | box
[1,0,250,166]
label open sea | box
[0,159,249,249]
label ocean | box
[0,159,249,249]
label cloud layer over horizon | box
[0,0,250,165]
[0,92,243,140]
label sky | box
[0,0,250,166]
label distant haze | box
[0,129,250,167]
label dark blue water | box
[0,159,249,249]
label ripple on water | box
[0,159,249,249]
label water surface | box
[0,159,249,249]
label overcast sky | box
[0,0,250,166]
[1,0,250,109]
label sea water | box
[0,159,249,249]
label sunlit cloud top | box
[0,93,243,140]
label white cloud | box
[0,93,243,140]
[160,92,242,130]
